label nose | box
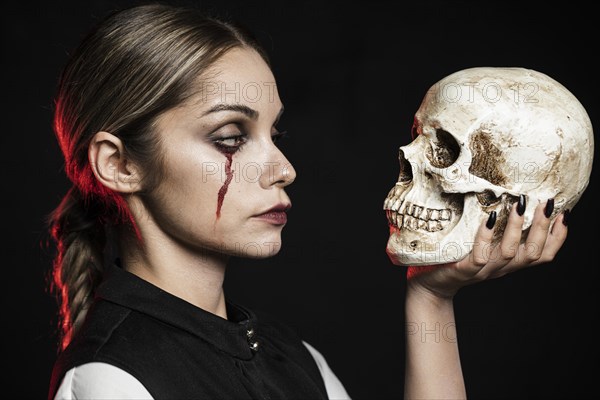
[259,143,296,189]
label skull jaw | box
[386,229,472,266]
[386,195,488,266]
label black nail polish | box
[486,211,497,229]
[544,198,554,218]
[562,209,570,226]
[517,194,526,216]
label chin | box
[239,241,282,259]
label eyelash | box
[213,129,289,153]
[272,130,289,144]
[213,134,248,152]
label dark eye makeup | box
[212,133,248,153]
[210,125,288,154]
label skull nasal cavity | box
[426,129,460,168]
[398,149,413,182]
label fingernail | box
[544,198,554,218]
[562,209,570,226]
[486,211,497,229]
[517,194,526,216]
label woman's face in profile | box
[140,48,295,258]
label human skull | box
[383,67,593,266]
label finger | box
[530,209,569,265]
[456,210,496,275]
[486,195,526,268]
[493,207,568,276]
[519,199,553,264]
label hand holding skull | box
[384,67,592,267]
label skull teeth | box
[440,209,451,221]
[385,200,453,232]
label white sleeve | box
[54,362,153,400]
[302,340,352,400]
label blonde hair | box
[48,3,269,349]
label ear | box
[88,131,143,193]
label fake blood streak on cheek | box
[216,152,234,219]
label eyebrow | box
[202,103,259,119]
[202,103,285,122]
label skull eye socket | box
[426,129,460,168]
[476,190,501,206]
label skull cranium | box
[383,67,593,266]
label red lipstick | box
[254,203,290,225]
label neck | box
[118,227,229,320]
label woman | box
[47,4,568,399]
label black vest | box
[48,265,328,400]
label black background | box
[4,1,598,399]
